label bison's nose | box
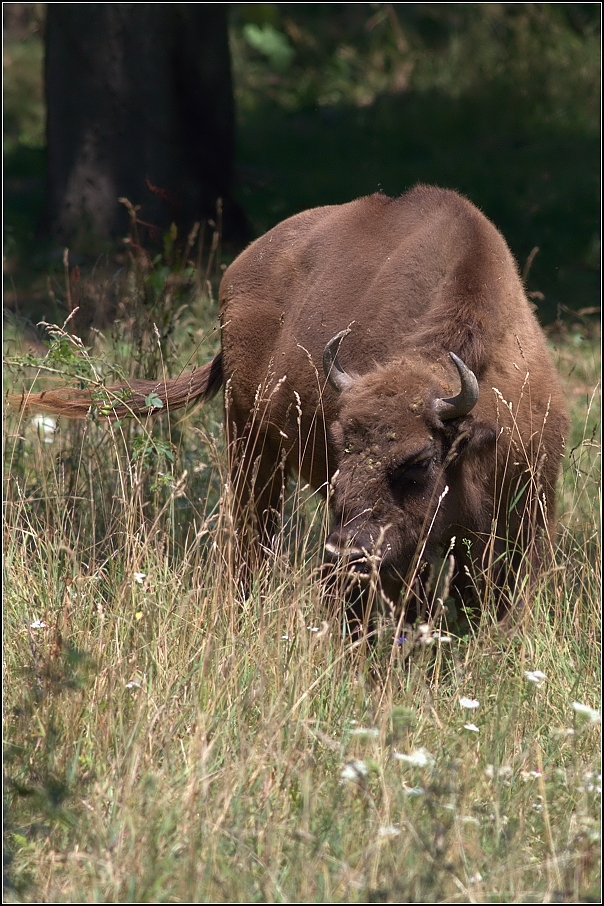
[324,538,375,575]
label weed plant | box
[3,231,601,902]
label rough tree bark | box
[44,3,247,251]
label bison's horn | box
[435,352,479,419]
[323,329,354,393]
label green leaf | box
[243,23,294,71]
[144,392,164,410]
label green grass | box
[3,252,600,902]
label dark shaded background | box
[4,3,601,326]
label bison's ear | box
[445,419,497,464]
[466,420,498,450]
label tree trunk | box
[44,3,247,251]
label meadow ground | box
[3,256,600,903]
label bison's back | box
[221,186,544,388]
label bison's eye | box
[389,458,432,492]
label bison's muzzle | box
[324,530,390,579]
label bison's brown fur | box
[13,186,569,618]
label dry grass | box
[3,270,600,902]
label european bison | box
[14,186,569,619]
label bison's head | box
[322,330,492,597]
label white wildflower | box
[580,771,602,795]
[340,760,368,783]
[418,623,432,639]
[378,825,401,838]
[432,631,453,643]
[521,770,543,781]
[524,670,547,687]
[403,786,425,797]
[459,697,480,709]
[463,723,480,733]
[30,620,47,630]
[32,414,57,443]
[488,813,509,825]
[133,572,146,585]
[394,747,435,768]
[485,764,512,779]
[572,701,601,724]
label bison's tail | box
[8,353,224,420]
